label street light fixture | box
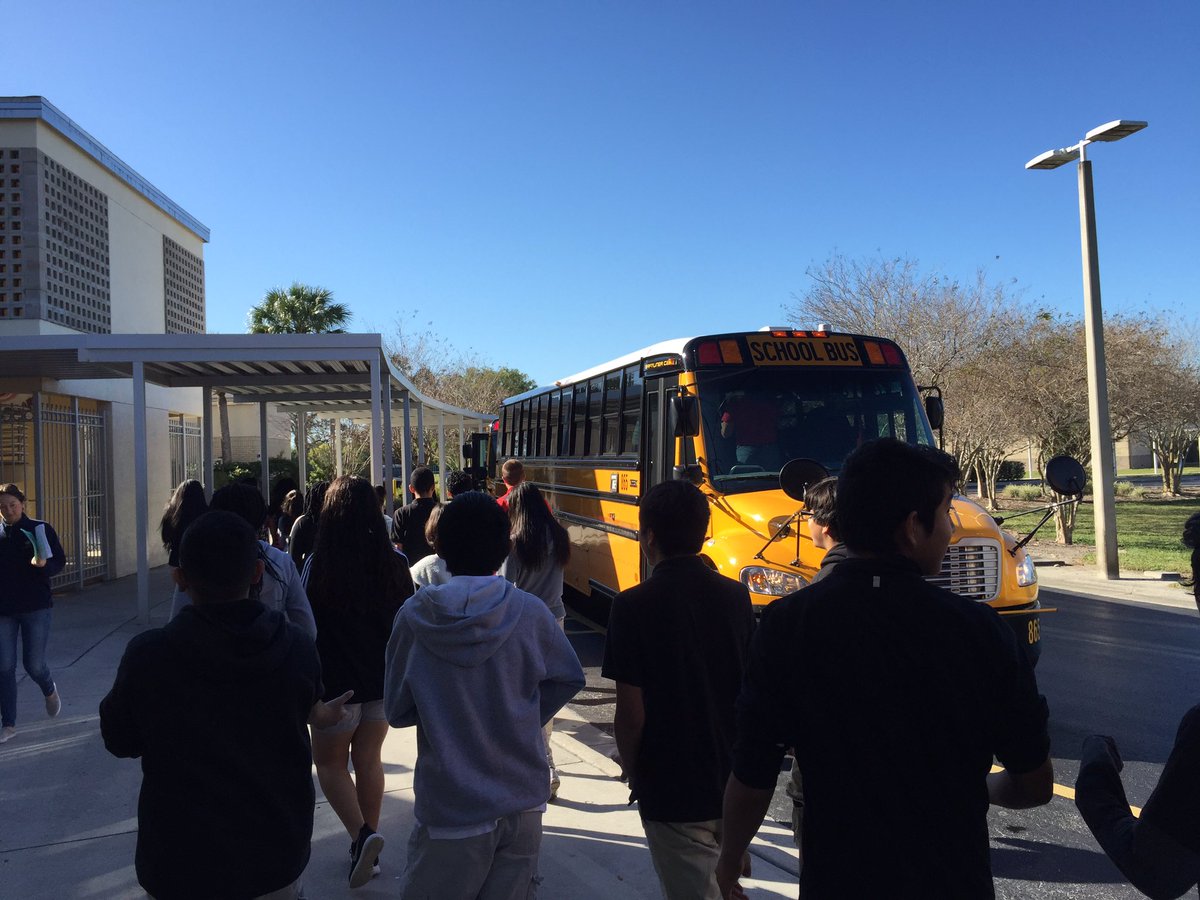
[1026,119,1147,580]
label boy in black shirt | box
[100,511,350,900]
[603,481,753,900]
[716,439,1053,900]
[391,466,438,564]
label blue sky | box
[9,1,1198,386]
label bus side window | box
[572,383,587,456]
[548,392,560,458]
[622,364,642,456]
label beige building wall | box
[3,118,206,333]
[215,400,292,463]
[0,99,210,582]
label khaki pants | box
[642,818,722,900]
[400,811,543,900]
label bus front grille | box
[926,539,1001,603]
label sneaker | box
[0,726,14,744]
[45,688,61,718]
[549,767,561,800]
[348,827,384,889]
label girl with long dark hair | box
[159,479,208,569]
[302,476,414,887]
[499,481,571,797]
[288,480,328,569]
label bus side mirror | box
[461,443,472,462]
[670,394,700,437]
[924,396,944,430]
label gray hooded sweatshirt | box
[384,575,584,830]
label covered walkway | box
[0,332,494,621]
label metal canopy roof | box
[0,331,495,623]
[0,332,494,423]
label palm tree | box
[242,283,352,481]
[247,282,350,335]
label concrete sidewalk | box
[0,567,800,899]
[1033,557,1195,612]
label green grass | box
[1118,466,1200,477]
[1070,498,1199,573]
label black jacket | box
[0,514,65,615]
[100,599,321,900]
[734,555,1049,899]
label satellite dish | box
[779,458,830,502]
[1045,456,1086,497]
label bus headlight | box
[1015,554,1038,587]
[740,566,807,597]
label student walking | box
[288,480,329,569]
[602,480,753,899]
[100,510,351,900]
[170,482,316,641]
[500,482,572,798]
[303,476,414,888]
[495,459,526,511]
[716,440,1053,899]
[408,506,451,588]
[385,491,584,900]
[0,483,65,744]
[160,479,208,612]
[391,466,439,565]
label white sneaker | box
[550,767,561,800]
[0,726,15,744]
[46,689,61,718]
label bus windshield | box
[696,366,936,493]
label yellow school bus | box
[494,329,1043,662]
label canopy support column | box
[416,402,426,466]
[133,361,150,625]
[402,391,413,491]
[369,358,383,487]
[334,417,343,476]
[381,377,395,517]
[457,415,465,468]
[438,411,446,486]
[259,403,270,504]
[297,413,308,491]
[201,387,214,501]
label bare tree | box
[787,254,1018,389]
[385,318,535,467]
[1117,316,1200,495]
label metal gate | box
[0,394,109,591]
[168,414,202,487]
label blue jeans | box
[0,608,55,727]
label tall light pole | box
[1026,120,1147,580]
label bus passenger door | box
[640,376,677,582]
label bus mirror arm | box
[754,509,803,562]
[1002,497,1082,557]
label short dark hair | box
[836,439,960,555]
[639,481,709,557]
[501,459,524,486]
[444,470,473,498]
[179,511,260,603]
[437,492,511,576]
[209,482,268,531]
[411,466,435,493]
[0,483,26,503]
[805,476,839,539]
